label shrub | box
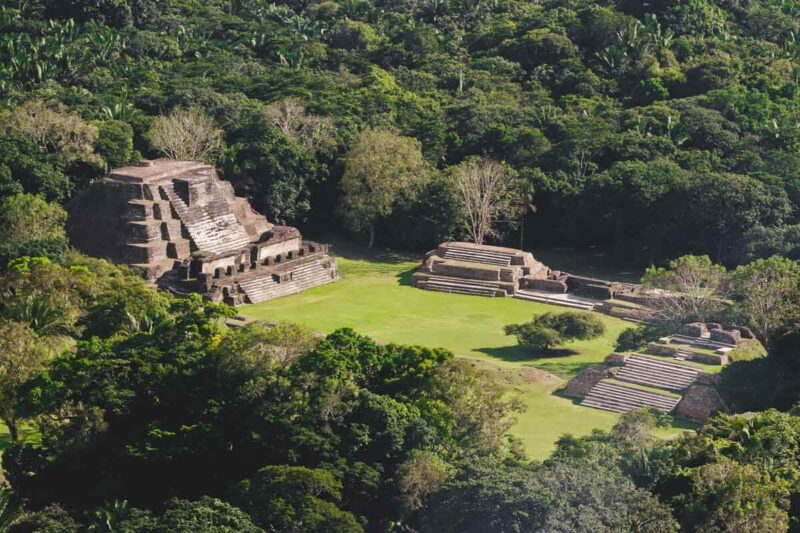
[505,312,606,352]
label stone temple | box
[67,159,337,305]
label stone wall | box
[563,364,609,399]
[674,385,727,422]
[604,353,629,366]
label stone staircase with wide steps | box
[160,182,252,256]
[615,355,699,391]
[417,275,502,297]
[514,289,596,310]
[237,259,336,303]
[442,247,514,266]
[582,380,681,413]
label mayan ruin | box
[67,159,338,305]
[413,241,639,311]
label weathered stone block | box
[524,278,568,293]
[563,364,609,399]
[604,353,629,366]
[681,322,708,338]
[710,329,741,345]
[674,385,727,422]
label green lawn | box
[241,248,694,460]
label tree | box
[228,465,362,533]
[340,129,431,248]
[450,157,521,245]
[504,312,606,352]
[729,256,800,347]
[223,117,321,223]
[148,107,223,163]
[0,320,54,443]
[641,255,729,324]
[0,101,103,172]
[0,194,68,266]
[421,460,677,533]
[0,193,66,244]
[262,98,334,153]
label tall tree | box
[450,157,520,245]
[0,320,55,443]
[730,256,800,347]
[641,255,729,324]
[148,107,223,163]
[340,129,431,248]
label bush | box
[615,324,671,352]
[504,323,562,351]
[505,312,606,352]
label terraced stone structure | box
[412,242,549,298]
[67,159,337,304]
[412,242,642,311]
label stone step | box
[582,381,680,413]
[627,355,700,377]
[589,381,680,409]
[424,280,496,297]
[617,361,698,385]
[420,274,504,290]
[446,246,515,260]
[513,291,595,310]
[443,248,512,266]
[237,261,336,303]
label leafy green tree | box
[228,466,362,533]
[0,137,70,201]
[421,460,677,533]
[505,312,606,352]
[0,194,68,266]
[0,320,56,443]
[340,129,432,248]
[94,120,138,169]
[729,256,800,347]
[223,116,322,224]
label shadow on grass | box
[326,239,422,265]
[395,266,417,287]
[477,345,579,364]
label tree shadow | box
[477,345,579,364]
[326,239,422,266]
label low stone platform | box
[68,159,338,304]
[413,242,547,297]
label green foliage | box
[229,466,361,533]
[615,324,671,352]
[0,194,68,267]
[94,120,138,169]
[505,311,606,352]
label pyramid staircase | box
[581,355,699,414]
[442,247,514,266]
[416,275,500,297]
[236,257,336,304]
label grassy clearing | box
[241,247,692,460]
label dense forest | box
[1,0,800,264]
[3,0,800,531]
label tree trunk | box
[5,418,18,444]
[368,224,375,249]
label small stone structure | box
[412,242,548,297]
[412,241,641,311]
[67,159,338,305]
[674,385,727,422]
